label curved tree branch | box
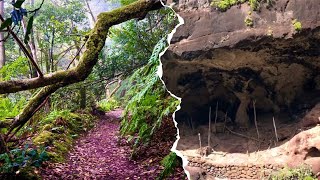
[0,0,164,94]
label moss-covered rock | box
[41,124,53,131]
[33,131,54,145]
[31,111,97,163]
[47,151,64,162]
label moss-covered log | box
[0,0,164,94]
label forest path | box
[40,109,160,180]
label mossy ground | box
[32,110,97,163]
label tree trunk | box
[0,0,6,69]
[21,19,38,77]
[108,79,122,99]
[29,0,39,73]
[74,35,86,109]
[50,28,55,72]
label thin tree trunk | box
[29,0,39,73]
[74,35,86,109]
[21,19,38,77]
[0,0,6,69]
[84,0,96,23]
[50,28,55,72]
[108,79,122,99]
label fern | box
[0,96,27,120]
[120,38,179,151]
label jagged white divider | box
[157,1,190,179]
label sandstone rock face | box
[285,126,320,175]
[184,166,205,180]
[162,0,320,178]
[162,0,320,127]
[301,103,320,127]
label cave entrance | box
[176,100,300,154]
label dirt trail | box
[40,109,178,180]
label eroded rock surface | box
[163,0,320,128]
[162,0,320,179]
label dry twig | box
[225,126,264,143]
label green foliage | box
[13,0,26,8]
[158,152,180,179]
[51,81,97,111]
[120,38,180,152]
[97,98,120,112]
[31,0,88,73]
[0,56,29,81]
[292,19,302,32]
[0,18,13,31]
[120,0,137,6]
[24,15,34,44]
[0,96,26,120]
[268,166,317,180]
[31,110,96,162]
[249,0,259,11]
[211,0,269,11]
[0,144,49,174]
[33,131,54,145]
[211,0,239,11]
[92,7,178,90]
[40,110,95,133]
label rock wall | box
[162,0,320,128]
[186,159,283,179]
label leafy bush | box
[97,98,120,112]
[268,166,317,180]
[0,145,48,174]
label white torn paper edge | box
[157,1,190,179]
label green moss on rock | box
[244,16,254,27]
[33,131,54,145]
[41,124,53,131]
[47,151,64,162]
[292,19,302,32]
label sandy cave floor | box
[176,112,318,179]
